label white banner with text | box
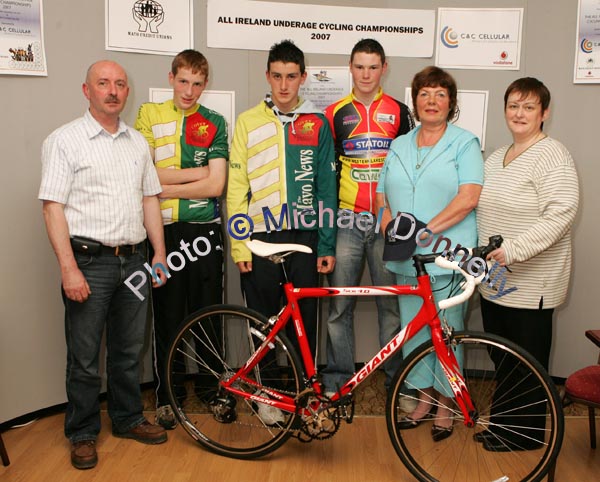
[207,0,435,57]
[435,8,523,70]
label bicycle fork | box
[431,328,478,427]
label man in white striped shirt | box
[39,60,168,470]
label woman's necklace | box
[416,146,433,170]
[415,129,444,169]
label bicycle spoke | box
[386,332,563,482]
[166,305,303,459]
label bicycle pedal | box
[342,399,355,424]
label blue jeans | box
[322,218,402,391]
[63,250,149,443]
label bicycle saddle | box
[246,240,313,257]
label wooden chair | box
[565,329,600,449]
[0,431,9,466]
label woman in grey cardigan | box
[476,77,579,452]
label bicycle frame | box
[221,272,478,427]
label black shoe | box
[482,438,543,452]
[431,424,454,442]
[397,411,433,430]
[473,430,495,443]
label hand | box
[486,248,507,267]
[132,7,148,32]
[62,267,91,303]
[317,256,335,274]
[237,261,252,273]
[148,11,164,33]
[419,228,432,241]
[150,254,168,287]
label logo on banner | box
[441,26,459,48]
[581,38,593,54]
[9,44,34,62]
[313,70,332,82]
[132,0,165,33]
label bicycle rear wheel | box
[386,331,563,482]
[166,304,303,459]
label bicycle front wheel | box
[386,331,563,482]
[166,304,303,459]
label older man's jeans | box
[63,251,149,443]
[323,219,402,392]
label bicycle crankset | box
[293,393,345,442]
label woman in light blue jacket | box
[376,66,483,442]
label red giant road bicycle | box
[166,237,563,482]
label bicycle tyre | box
[166,304,303,459]
[386,331,564,482]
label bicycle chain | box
[214,388,344,442]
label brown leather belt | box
[100,243,144,256]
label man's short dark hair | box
[267,40,305,74]
[350,38,386,65]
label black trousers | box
[151,222,224,406]
[241,230,319,357]
[480,297,554,446]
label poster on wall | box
[299,67,352,112]
[435,8,523,70]
[207,0,435,58]
[0,0,47,76]
[404,88,489,151]
[149,89,236,142]
[105,0,193,56]
[574,0,600,83]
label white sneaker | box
[399,395,418,413]
[254,391,286,425]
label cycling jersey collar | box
[170,99,200,116]
[351,87,384,106]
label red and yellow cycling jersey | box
[324,89,414,214]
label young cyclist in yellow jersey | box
[135,50,228,430]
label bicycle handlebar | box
[435,256,479,309]
[429,235,504,310]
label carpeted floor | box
[141,369,388,416]
[141,369,584,417]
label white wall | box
[1,0,598,424]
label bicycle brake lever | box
[473,235,504,260]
